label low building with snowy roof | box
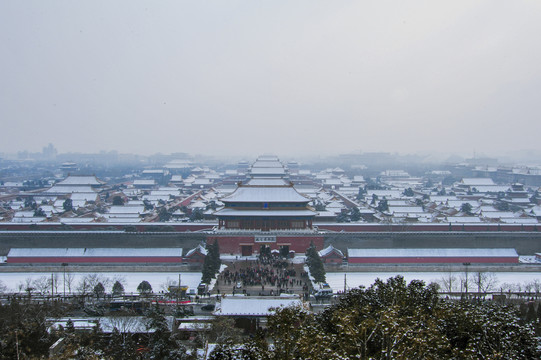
[214,295,304,318]
[460,178,496,186]
[366,190,403,200]
[133,179,156,189]
[314,210,337,222]
[55,175,105,187]
[43,175,104,196]
[318,245,344,264]
[184,244,208,263]
[446,216,483,223]
[500,217,538,224]
[48,316,174,334]
[7,248,183,264]
[170,175,184,185]
[347,248,519,264]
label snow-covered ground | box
[326,272,541,292]
[0,272,203,294]
[1,270,540,294]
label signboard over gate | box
[255,235,276,243]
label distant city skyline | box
[2,1,541,158]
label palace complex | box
[209,156,323,256]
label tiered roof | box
[220,181,310,204]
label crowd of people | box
[215,258,311,295]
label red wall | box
[208,235,324,255]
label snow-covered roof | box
[460,178,495,186]
[49,316,174,334]
[8,248,183,258]
[59,217,95,223]
[108,206,145,214]
[500,217,538,224]
[221,185,310,203]
[56,175,105,186]
[134,179,156,186]
[101,217,141,223]
[315,211,337,218]
[189,201,207,209]
[347,248,518,258]
[246,178,289,186]
[13,211,35,218]
[472,186,510,193]
[482,211,519,219]
[214,209,316,217]
[70,193,98,201]
[250,167,286,176]
[215,296,303,316]
[446,216,483,223]
[319,245,344,258]
[142,169,165,174]
[324,179,342,186]
[193,178,212,185]
[366,190,403,199]
[45,185,96,194]
[252,157,283,167]
[389,206,425,214]
[186,245,208,257]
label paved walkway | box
[211,259,312,297]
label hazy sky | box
[1,1,541,158]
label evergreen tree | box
[210,240,221,274]
[93,282,105,299]
[158,207,171,222]
[63,198,73,212]
[526,302,536,323]
[201,240,221,284]
[225,276,540,359]
[306,242,326,283]
[403,187,414,197]
[137,280,153,295]
[112,281,125,297]
[350,207,361,221]
[336,211,350,223]
[461,202,473,215]
[356,186,366,201]
[144,305,190,359]
[377,198,389,212]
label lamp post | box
[62,263,68,301]
[463,262,471,297]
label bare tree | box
[439,272,457,294]
[52,273,60,294]
[472,272,498,298]
[161,277,178,293]
[33,276,51,295]
[108,314,142,342]
[65,272,75,294]
[22,277,34,294]
[76,278,91,296]
[0,280,8,293]
[459,272,471,295]
[532,279,541,299]
[523,281,534,295]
